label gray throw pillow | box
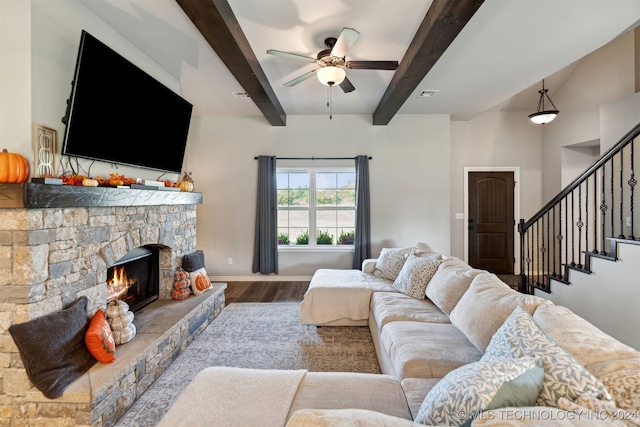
[8,296,96,399]
[182,250,205,272]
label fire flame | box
[107,266,133,301]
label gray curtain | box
[252,156,278,274]
[352,155,371,269]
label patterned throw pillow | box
[414,357,544,427]
[85,309,116,363]
[189,267,212,296]
[392,254,441,299]
[373,247,415,281]
[482,306,612,407]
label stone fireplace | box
[0,183,226,426]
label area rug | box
[115,302,380,426]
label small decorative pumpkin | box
[179,180,194,192]
[172,287,191,300]
[82,178,99,187]
[179,171,194,192]
[0,149,29,183]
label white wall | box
[449,112,543,261]
[537,242,640,350]
[187,114,451,278]
[542,30,637,201]
[0,0,185,182]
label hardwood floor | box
[224,281,309,303]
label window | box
[277,167,356,247]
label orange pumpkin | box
[172,287,191,300]
[0,149,29,183]
[194,273,210,292]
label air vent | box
[417,90,438,98]
[232,91,251,99]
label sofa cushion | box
[286,409,415,427]
[370,292,450,331]
[425,257,484,315]
[286,372,412,421]
[373,247,415,281]
[533,304,640,378]
[449,273,550,352]
[414,357,544,427]
[392,254,441,299]
[401,378,444,419]
[379,321,482,379]
[482,306,612,408]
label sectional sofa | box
[159,244,640,426]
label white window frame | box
[277,166,356,253]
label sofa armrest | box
[362,259,377,274]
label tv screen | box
[61,30,193,174]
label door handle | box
[468,226,474,230]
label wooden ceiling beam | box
[373,0,484,125]
[176,0,287,126]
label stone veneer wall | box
[0,204,198,425]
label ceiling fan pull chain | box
[329,85,333,120]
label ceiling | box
[80,0,640,125]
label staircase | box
[518,122,640,294]
[517,122,640,349]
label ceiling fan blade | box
[283,70,317,87]
[331,27,360,58]
[346,61,399,70]
[339,76,355,93]
[267,49,317,63]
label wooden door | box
[468,172,514,273]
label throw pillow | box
[8,296,96,399]
[373,247,415,281]
[425,257,484,315]
[414,241,442,259]
[85,309,116,363]
[414,357,544,427]
[392,254,441,299]
[189,267,212,296]
[482,306,612,407]
[182,250,205,272]
[449,273,550,352]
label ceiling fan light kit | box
[317,66,346,86]
[529,79,559,124]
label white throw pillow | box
[189,267,212,296]
[392,254,441,299]
[373,247,415,281]
[482,306,612,407]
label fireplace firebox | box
[107,246,159,312]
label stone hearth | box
[0,184,223,426]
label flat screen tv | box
[61,30,193,174]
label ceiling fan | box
[267,27,399,93]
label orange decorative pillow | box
[189,267,212,296]
[85,309,116,363]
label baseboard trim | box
[211,275,313,282]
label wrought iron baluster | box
[611,159,615,239]
[629,140,636,240]
[558,201,564,279]
[571,190,576,267]
[600,164,607,255]
[592,174,598,253]
[577,186,583,269]
[585,177,589,255]
[552,206,557,278]
[619,149,625,238]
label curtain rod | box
[254,156,372,160]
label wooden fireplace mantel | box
[0,183,202,209]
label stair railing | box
[518,122,640,294]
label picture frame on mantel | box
[33,123,57,178]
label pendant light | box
[529,79,559,124]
